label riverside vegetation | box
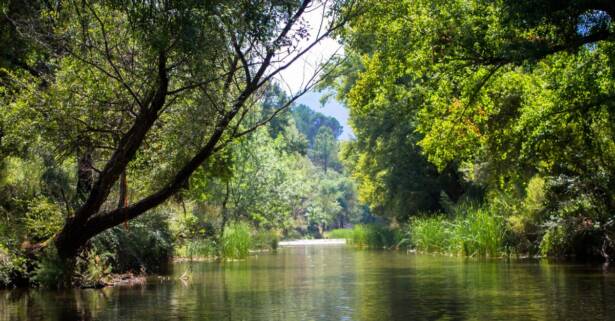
[2,0,615,289]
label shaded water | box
[2,246,615,320]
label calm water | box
[2,246,615,321]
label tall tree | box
[3,0,357,259]
[312,126,337,173]
[334,0,615,257]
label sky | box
[296,91,354,140]
[275,2,354,140]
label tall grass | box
[219,222,252,259]
[408,216,451,253]
[408,204,507,257]
[326,228,355,240]
[326,224,400,248]
[175,239,217,258]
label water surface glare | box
[2,246,615,320]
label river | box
[2,245,615,320]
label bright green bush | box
[24,197,64,242]
[220,222,252,259]
[540,220,569,257]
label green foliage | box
[32,248,70,289]
[24,197,64,242]
[408,204,507,257]
[408,216,452,253]
[539,217,571,257]
[505,176,547,254]
[220,222,252,260]
[252,229,281,251]
[451,206,506,257]
[331,0,615,260]
[93,211,173,273]
[292,104,343,146]
[311,126,339,172]
[0,246,27,288]
[74,249,112,288]
[325,228,355,240]
[175,239,217,258]
[328,224,399,249]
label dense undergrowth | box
[329,191,615,260]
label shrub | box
[0,246,27,288]
[93,210,173,273]
[74,249,112,288]
[539,217,569,257]
[31,248,71,288]
[539,215,606,259]
[24,197,64,242]
[253,229,280,251]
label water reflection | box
[2,247,615,321]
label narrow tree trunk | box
[117,171,128,209]
[219,180,231,238]
[76,149,93,205]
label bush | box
[93,210,173,273]
[31,248,71,288]
[253,229,280,251]
[0,246,27,288]
[74,249,113,288]
[539,217,569,257]
[502,176,547,255]
[539,215,607,259]
[220,222,252,259]
[24,197,64,242]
